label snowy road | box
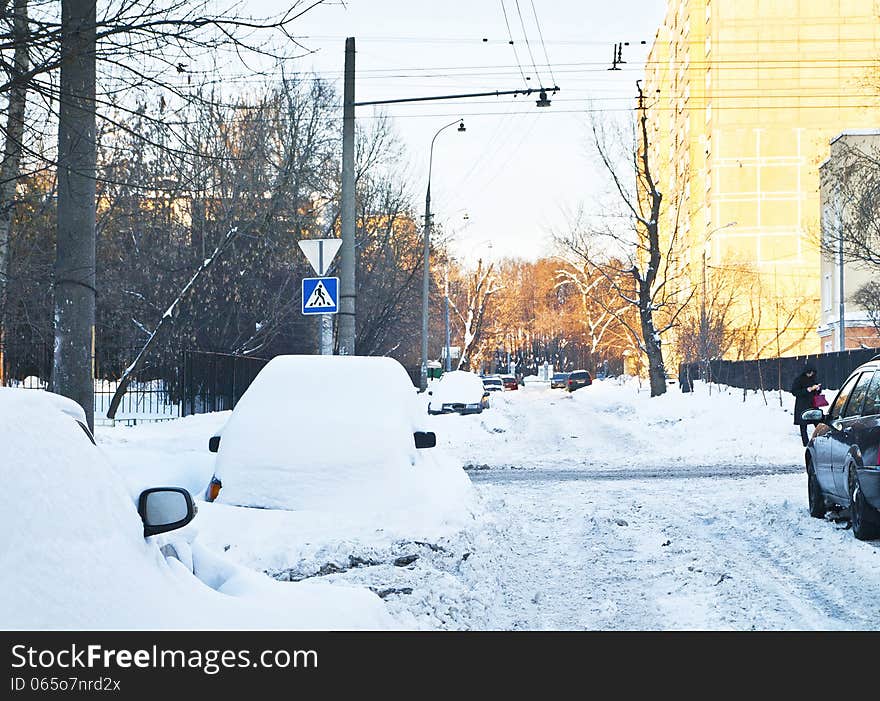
[409,381,880,630]
[98,378,880,630]
[470,470,880,630]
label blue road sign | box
[302,277,339,315]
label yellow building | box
[644,0,880,357]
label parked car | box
[1,388,392,629]
[429,370,491,415]
[501,374,519,391]
[482,375,504,392]
[802,356,880,540]
[551,372,570,389]
[206,356,474,515]
[566,370,592,392]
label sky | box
[248,0,668,263]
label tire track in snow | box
[474,472,880,630]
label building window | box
[823,273,832,312]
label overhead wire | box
[514,0,544,85]
[499,0,530,89]
[531,0,557,87]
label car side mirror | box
[137,487,197,537]
[208,435,221,453]
[414,431,437,449]
[801,409,825,423]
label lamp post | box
[700,221,737,381]
[420,118,465,391]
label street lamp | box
[700,221,737,380]
[420,119,466,391]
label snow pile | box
[428,370,486,411]
[0,388,394,630]
[428,378,807,472]
[98,411,228,499]
[213,355,476,519]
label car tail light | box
[206,477,222,502]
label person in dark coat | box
[791,365,821,446]
[678,364,693,393]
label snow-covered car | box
[205,355,472,515]
[0,388,393,629]
[482,375,504,392]
[429,370,490,415]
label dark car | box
[501,374,519,391]
[550,372,570,389]
[802,357,880,540]
[566,370,592,392]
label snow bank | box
[97,411,228,500]
[0,389,394,630]
[429,378,807,472]
[213,355,475,518]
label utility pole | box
[339,37,558,364]
[444,265,451,372]
[338,37,356,356]
[421,179,431,388]
[54,0,97,431]
[838,225,846,351]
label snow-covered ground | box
[92,377,880,630]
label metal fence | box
[1,343,182,422]
[682,347,880,393]
[2,345,271,421]
[180,350,269,416]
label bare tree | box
[853,281,880,335]
[557,96,693,396]
[0,0,28,383]
[449,258,501,371]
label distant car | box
[566,370,592,392]
[802,357,880,540]
[500,374,519,391]
[482,376,504,392]
[429,370,491,415]
[551,372,570,389]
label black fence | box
[682,347,880,393]
[2,345,271,421]
[1,343,182,422]
[180,350,270,416]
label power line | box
[499,0,530,89]
[531,0,557,87]
[515,0,543,86]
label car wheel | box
[848,468,880,541]
[807,463,826,519]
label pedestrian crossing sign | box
[302,277,339,315]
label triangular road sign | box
[298,239,342,276]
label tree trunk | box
[0,0,29,385]
[53,0,97,429]
[640,305,666,396]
